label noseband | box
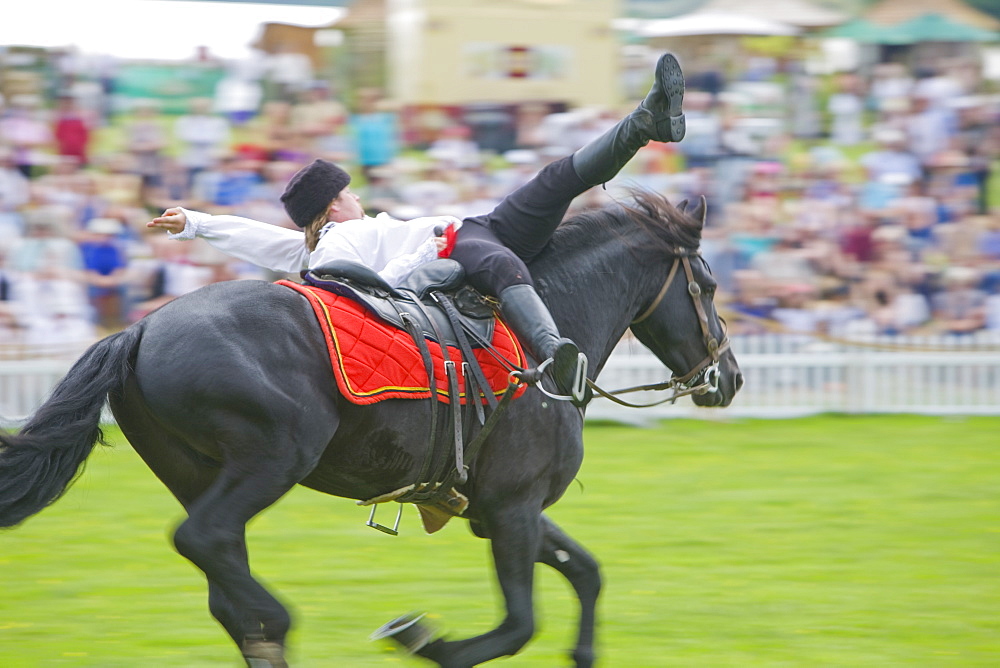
[589,251,730,408]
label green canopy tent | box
[893,13,999,42]
[823,17,911,43]
[823,13,999,44]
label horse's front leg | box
[417,507,542,667]
[537,513,601,668]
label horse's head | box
[627,194,742,407]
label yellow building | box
[255,0,624,150]
[383,0,622,108]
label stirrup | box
[532,353,589,405]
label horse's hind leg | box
[171,466,306,665]
[537,514,601,668]
[113,390,257,653]
[126,428,288,661]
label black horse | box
[0,192,741,667]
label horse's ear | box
[689,195,708,228]
[676,198,689,213]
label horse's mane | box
[547,188,703,262]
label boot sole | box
[658,53,686,142]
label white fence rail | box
[588,334,1000,422]
[3,334,1000,427]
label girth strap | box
[439,377,519,491]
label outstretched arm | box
[148,207,310,273]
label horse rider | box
[148,53,687,407]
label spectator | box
[6,206,83,275]
[190,154,261,212]
[0,95,52,178]
[977,216,1000,261]
[361,165,406,218]
[827,73,864,146]
[238,160,299,231]
[789,63,821,140]
[0,243,13,303]
[174,97,232,190]
[78,217,129,329]
[243,100,303,162]
[52,94,92,167]
[860,127,923,186]
[290,83,348,158]
[128,236,233,321]
[932,266,986,335]
[771,286,821,335]
[426,124,481,171]
[678,91,722,170]
[0,146,30,236]
[869,63,913,116]
[5,206,89,337]
[352,88,399,180]
[985,284,1000,333]
[92,153,144,210]
[123,99,168,196]
[30,155,88,216]
[214,63,263,126]
[905,93,956,171]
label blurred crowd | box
[684,58,1000,340]
[2,49,1000,355]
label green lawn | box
[1,415,998,667]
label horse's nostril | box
[735,372,745,391]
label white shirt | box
[171,209,462,287]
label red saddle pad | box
[278,280,527,406]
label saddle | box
[303,259,496,350]
[297,259,526,534]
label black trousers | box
[450,156,588,296]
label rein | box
[589,252,731,409]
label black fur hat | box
[280,159,351,227]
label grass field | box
[1,415,998,667]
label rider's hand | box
[435,223,456,258]
[147,207,187,234]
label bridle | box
[588,250,731,408]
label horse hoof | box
[370,612,436,653]
[242,639,287,667]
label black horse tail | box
[0,322,145,528]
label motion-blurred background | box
[2,0,1000,421]
[2,4,999,667]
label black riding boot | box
[572,52,686,186]
[499,284,589,407]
